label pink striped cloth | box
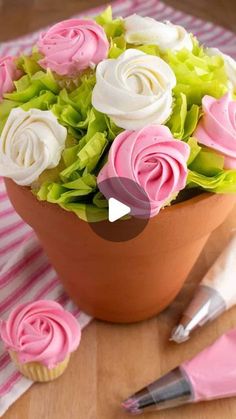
[0,0,236,416]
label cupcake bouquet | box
[0,7,236,221]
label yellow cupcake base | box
[9,351,70,382]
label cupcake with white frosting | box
[124,14,193,52]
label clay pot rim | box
[5,178,218,223]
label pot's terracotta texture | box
[5,178,236,323]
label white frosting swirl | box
[92,49,176,130]
[0,108,67,186]
[124,14,193,52]
[207,47,236,93]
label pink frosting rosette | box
[194,94,236,169]
[0,56,22,101]
[98,125,190,217]
[37,19,109,76]
[0,300,81,368]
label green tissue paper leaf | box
[63,173,97,190]
[186,137,201,166]
[14,74,31,92]
[135,44,161,56]
[36,182,51,201]
[83,109,107,143]
[189,147,224,176]
[51,74,96,133]
[16,52,42,76]
[62,143,81,168]
[32,69,59,94]
[21,90,57,111]
[187,145,234,193]
[4,79,43,102]
[166,45,229,106]
[95,6,124,39]
[69,74,96,116]
[0,99,20,133]
[187,170,236,193]
[4,69,59,104]
[109,36,127,58]
[167,93,200,140]
[93,191,108,208]
[184,104,201,139]
[37,173,97,203]
[60,202,108,222]
[60,132,108,180]
[108,38,161,59]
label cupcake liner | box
[9,351,70,382]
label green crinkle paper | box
[187,146,236,193]
[166,40,229,106]
[37,173,97,203]
[60,202,108,222]
[95,5,124,39]
[167,93,200,140]
[187,170,236,193]
[1,6,236,221]
[186,137,201,165]
[0,61,59,132]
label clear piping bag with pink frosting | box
[123,328,236,414]
[171,231,236,344]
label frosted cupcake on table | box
[0,300,81,382]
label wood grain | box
[1,1,236,418]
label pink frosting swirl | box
[98,125,190,217]
[194,94,236,169]
[0,56,22,101]
[0,300,81,368]
[37,19,109,76]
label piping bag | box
[123,328,236,414]
[171,231,236,344]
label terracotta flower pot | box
[5,178,236,323]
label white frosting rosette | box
[92,49,176,130]
[124,14,193,52]
[207,47,236,93]
[0,108,67,186]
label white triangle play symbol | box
[108,197,131,222]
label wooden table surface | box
[1,1,236,418]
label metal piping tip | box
[170,286,226,344]
[122,367,194,414]
[122,398,141,415]
[170,324,190,344]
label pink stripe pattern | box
[0,0,235,416]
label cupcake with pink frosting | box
[0,56,22,101]
[0,300,81,382]
[194,94,236,169]
[37,19,109,76]
[98,125,190,217]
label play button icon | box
[87,176,151,242]
[108,198,131,222]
